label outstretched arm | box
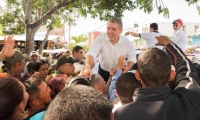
[125,31,140,37]
[156,36,200,89]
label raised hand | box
[109,68,116,77]
[118,55,125,70]
[155,36,172,46]
[125,31,130,36]
[2,35,16,57]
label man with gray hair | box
[90,74,107,94]
[83,17,136,82]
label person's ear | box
[31,99,40,106]
[169,70,176,81]
[115,89,118,96]
[135,70,141,81]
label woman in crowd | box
[0,77,29,120]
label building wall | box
[88,31,101,44]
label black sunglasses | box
[173,24,178,27]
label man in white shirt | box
[125,23,163,49]
[83,17,136,82]
[172,19,187,52]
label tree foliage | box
[67,34,88,51]
[72,34,88,43]
[0,0,199,53]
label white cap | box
[30,51,39,57]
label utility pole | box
[68,24,71,43]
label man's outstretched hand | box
[155,36,172,46]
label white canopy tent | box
[42,48,68,53]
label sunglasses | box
[173,24,178,27]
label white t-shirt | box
[112,102,123,113]
[86,33,136,71]
[172,28,187,52]
[140,32,163,49]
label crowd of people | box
[0,17,200,120]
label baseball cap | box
[30,51,39,57]
[172,19,183,26]
[3,51,24,65]
[57,55,75,68]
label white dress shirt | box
[172,28,187,52]
[86,33,136,71]
[140,31,163,49]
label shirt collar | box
[106,35,123,44]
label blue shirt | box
[28,111,46,120]
[109,70,122,102]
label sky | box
[67,0,200,37]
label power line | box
[93,23,107,31]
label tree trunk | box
[25,27,34,54]
[38,28,52,54]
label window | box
[182,25,186,32]
[195,25,199,32]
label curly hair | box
[43,85,113,120]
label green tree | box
[67,34,88,51]
[71,34,87,43]
[0,0,199,54]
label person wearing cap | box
[52,54,75,79]
[3,51,27,82]
[172,18,187,52]
[30,50,40,60]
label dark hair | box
[23,78,43,108]
[72,45,83,55]
[150,23,158,30]
[26,59,36,75]
[116,72,141,104]
[48,67,56,75]
[0,77,24,120]
[137,48,171,87]
[43,85,113,120]
[32,59,49,72]
[4,62,15,71]
[48,76,66,99]
[2,65,8,73]
[67,76,91,87]
[90,74,102,87]
[108,17,123,29]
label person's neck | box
[8,71,21,76]
[110,38,119,45]
[27,105,46,117]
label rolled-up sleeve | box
[85,35,102,59]
[127,41,136,63]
